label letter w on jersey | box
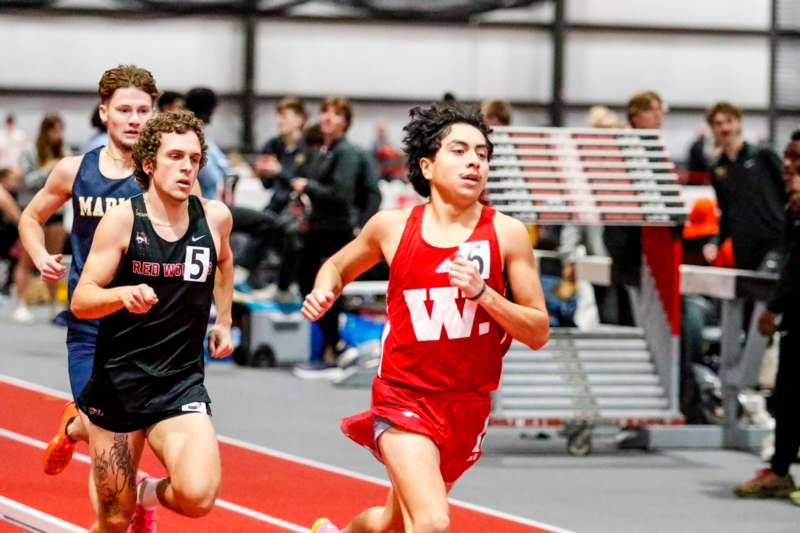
[404,287,488,341]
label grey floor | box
[1,303,798,533]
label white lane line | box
[0,427,308,533]
[214,500,306,533]
[0,496,85,532]
[0,374,71,400]
[1,373,573,533]
[218,435,576,533]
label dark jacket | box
[260,136,308,213]
[711,143,787,270]
[305,137,360,231]
[768,210,800,330]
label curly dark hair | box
[402,103,493,197]
[133,110,207,190]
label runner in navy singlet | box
[72,111,233,532]
[18,67,160,483]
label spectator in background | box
[588,105,623,129]
[555,106,622,325]
[682,198,719,267]
[0,113,26,172]
[255,96,308,215]
[679,196,724,422]
[185,87,228,199]
[0,168,21,290]
[602,90,665,325]
[735,130,800,502]
[372,124,406,182]
[703,101,786,272]
[157,90,185,112]
[80,105,108,154]
[292,96,370,376]
[626,90,663,129]
[232,97,310,293]
[686,131,714,184]
[0,168,20,225]
[481,99,512,127]
[13,113,71,322]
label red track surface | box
[0,381,562,532]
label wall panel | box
[255,21,551,102]
[566,0,769,30]
[565,33,769,108]
[0,15,243,93]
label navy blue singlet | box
[66,146,142,333]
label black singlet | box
[79,194,217,418]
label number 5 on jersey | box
[184,246,210,282]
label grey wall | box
[0,0,788,160]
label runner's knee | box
[98,507,135,533]
[411,511,450,533]
[172,483,217,517]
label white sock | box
[137,477,161,510]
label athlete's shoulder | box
[363,207,414,238]
[198,196,232,227]
[372,206,414,226]
[492,210,526,235]
[59,154,85,174]
[48,154,85,188]
[102,197,134,222]
[492,210,531,254]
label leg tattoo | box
[93,433,136,515]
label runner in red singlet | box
[303,103,549,533]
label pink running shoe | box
[311,517,339,533]
[127,474,157,533]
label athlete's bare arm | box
[18,155,82,283]
[0,184,21,225]
[71,202,158,319]
[301,208,409,321]
[449,212,548,350]
[203,199,234,358]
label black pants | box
[299,227,354,358]
[230,206,281,270]
[771,330,800,477]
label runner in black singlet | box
[71,111,233,532]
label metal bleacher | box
[487,126,687,454]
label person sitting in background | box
[185,87,227,200]
[231,96,311,293]
[255,96,307,214]
[292,97,368,376]
[680,196,724,422]
[13,113,71,322]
